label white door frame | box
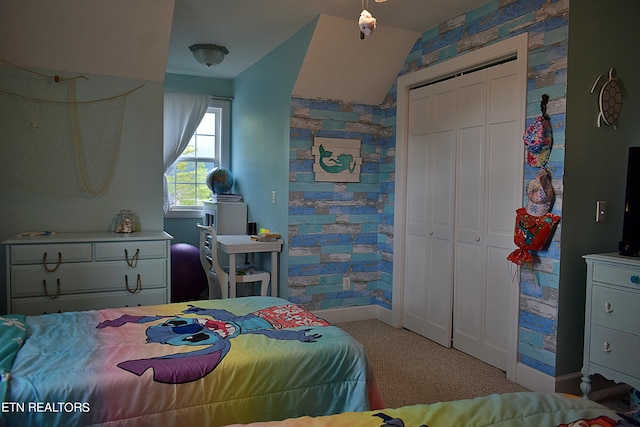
[392,33,528,381]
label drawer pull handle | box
[42,278,61,299]
[125,248,140,268]
[125,274,142,294]
[631,275,640,285]
[602,341,612,353]
[42,252,62,272]
[603,302,613,313]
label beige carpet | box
[337,319,528,409]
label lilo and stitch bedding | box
[227,392,630,427]
[0,296,382,427]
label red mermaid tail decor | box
[507,208,560,266]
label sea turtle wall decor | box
[590,67,625,129]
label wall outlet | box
[342,276,350,290]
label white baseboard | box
[516,367,586,395]
[314,304,392,325]
[554,372,583,395]
[515,362,556,392]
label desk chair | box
[197,224,270,299]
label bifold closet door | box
[403,78,457,348]
[403,60,521,371]
[452,61,521,371]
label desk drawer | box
[591,285,640,335]
[94,240,167,262]
[593,263,640,290]
[590,324,640,378]
[10,243,92,265]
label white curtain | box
[163,92,210,213]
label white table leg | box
[271,251,278,297]
[229,253,237,298]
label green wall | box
[558,0,640,375]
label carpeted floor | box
[337,318,635,414]
[337,319,528,409]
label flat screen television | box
[619,147,640,256]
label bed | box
[225,392,634,427]
[0,296,383,427]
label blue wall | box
[287,0,570,379]
[288,98,392,310]
[163,0,640,381]
[230,18,317,298]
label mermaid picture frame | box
[312,137,362,182]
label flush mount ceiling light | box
[189,44,229,67]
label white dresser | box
[581,253,640,397]
[3,231,173,315]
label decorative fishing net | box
[0,61,142,197]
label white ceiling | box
[166,0,489,80]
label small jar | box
[115,210,135,233]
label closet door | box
[453,61,521,370]
[403,60,522,370]
[403,80,457,347]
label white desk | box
[216,235,284,298]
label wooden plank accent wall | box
[289,0,569,378]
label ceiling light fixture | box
[189,44,229,67]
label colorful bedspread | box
[227,392,626,427]
[1,297,378,427]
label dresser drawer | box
[94,240,168,262]
[3,231,172,314]
[590,324,640,378]
[10,243,92,265]
[11,288,168,316]
[591,285,640,335]
[11,259,168,297]
[593,262,640,290]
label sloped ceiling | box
[0,0,174,82]
[167,0,488,80]
[292,15,419,105]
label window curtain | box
[163,92,210,213]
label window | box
[165,100,229,216]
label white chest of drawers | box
[581,253,640,397]
[3,231,173,315]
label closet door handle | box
[125,274,142,294]
[125,248,140,267]
[42,278,61,299]
[43,251,62,272]
[475,235,481,242]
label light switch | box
[596,201,606,222]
